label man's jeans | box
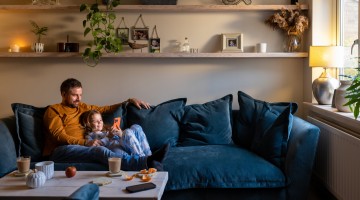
[50,145,147,171]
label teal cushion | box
[172,95,233,146]
[234,91,296,168]
[126,98,187,151]
[233,91,298,149]
[66,183,99,200]
[0,121,17,178]
[11,103,47,162]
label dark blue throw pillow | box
[234,91,297,168]
[126,98,187,151]
[172,94,233,146]
[11,103,48,162]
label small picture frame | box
[116,28,129,45]
[221,33,243,52]
[149,38,160,53]
[132,28,149,40]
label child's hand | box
[109,128,123,138]
[113,129,123,138]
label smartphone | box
[113,117,121,129]
[126,182,156,193]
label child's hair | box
[81,110,102,133]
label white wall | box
[0,0,308,118]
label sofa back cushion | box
[126,98,187,151]
[172,94,233,146]
[233,91,297,169]
[11,103,47,162]
[0,120,17,178]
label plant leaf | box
[84,27,91,37]
[80,4,87,12]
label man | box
[43,78,168,170]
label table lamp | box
[309,46,344,105]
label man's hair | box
[60,78,82,94]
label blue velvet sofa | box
[0,91,319,200]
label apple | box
[65,166,77,178]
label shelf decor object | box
[221,33,243,52]
[222,0,252,5]
[309,46,344,105]
[29,20,48,53]
[265,3,309,52]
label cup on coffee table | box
[17,156,31,174]
[108,157,121,174]
[35,161,54,179]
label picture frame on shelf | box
[149,38,160,53]
[116,28,129,45]
[131,28,149,40]
[221,33,243,52]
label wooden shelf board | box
[0,4,309,12]
[0,52,308,58]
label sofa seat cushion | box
[163,144,286,190]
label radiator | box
[308,117,360,200]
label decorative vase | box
[334,80,352,112]
[26,170,46,188]
[284,32,301,52]
[32,43,44,53]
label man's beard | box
[70,101,80,108]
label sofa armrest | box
[0,119,17,177]
[284,116,319,200]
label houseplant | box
[29,20,48,53]
[344,67,360,119]
[265,3,309,52]
[80,0,122,67]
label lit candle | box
[10,44,20,52]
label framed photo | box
[132,28,149,40]
[149,38,160,53]
[116,28,129,45]
[221,33,243,52]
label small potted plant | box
[29,20,48,53]
[80,0,122,67]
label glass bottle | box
[182,37,190,53]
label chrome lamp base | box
[312,71,340,105]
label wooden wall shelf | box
[0,52,308,58]
[0,4,309,12]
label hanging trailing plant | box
[80,0,122,67]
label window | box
[339,0,359,78]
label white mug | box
[35,161,54,179]
[256,43,267,53]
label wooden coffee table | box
[0,170,168,200]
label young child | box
[82,110,152,157]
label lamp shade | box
[309,46,344,68]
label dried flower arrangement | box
[265,3,309,36]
